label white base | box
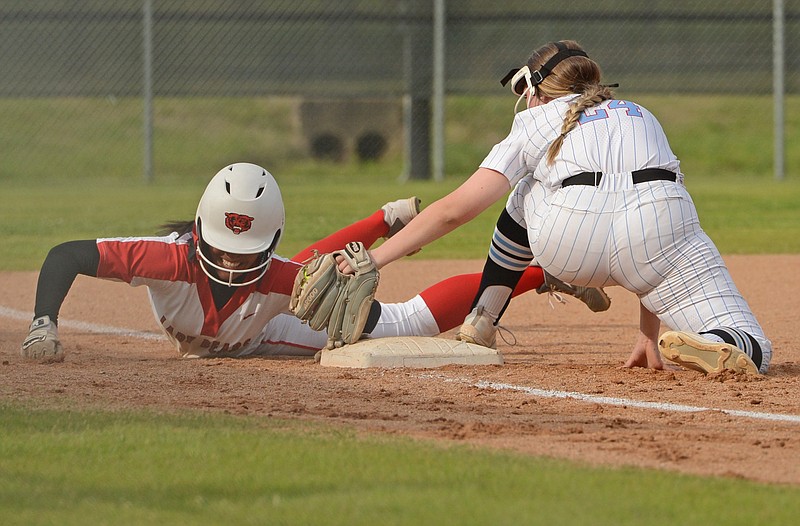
[318,336,503,369]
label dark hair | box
[157,220,194,237]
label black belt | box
[561,168,676,187]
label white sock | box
[370,295,440,338]
[476,285,513,321]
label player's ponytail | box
[545,84,614,166]
[521,41,614,165]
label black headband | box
[500,41,589,93]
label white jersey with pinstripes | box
[479,95,771,371]
[481,94,682,189]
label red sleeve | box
[96,236,194,283]
[256,257,302,296]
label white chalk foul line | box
[420,374,800,425]
[476,380,800,424]
[4,304,798,424]
[0,305,165,342]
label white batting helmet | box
[195,162,285,286]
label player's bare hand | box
[621,334,664,369]
[21,315,65,363]
[336,248,376,275]
[335,254,352,274]
[622,347,652,368]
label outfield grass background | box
[3,94,800,271]
[4,172,800,272]
[2,95,800,523]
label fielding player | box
[351,41,771,375]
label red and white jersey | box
[480,95,683,189]
[96,231,326,358]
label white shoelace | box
[543,291,568,310]
[496,324,517,346]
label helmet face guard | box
[195,163,285,287]
[196,224,280,287]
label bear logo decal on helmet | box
[224,212,254,235]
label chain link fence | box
[1,0,798,183]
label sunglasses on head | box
[500,41,589,96]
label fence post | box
[431,0,446,182]
[142,0,154,183]
[773,0,785,181]
[401,2,432,180]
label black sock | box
[471,208,533,320]
[703,327,763,370]
[363,301,382,334]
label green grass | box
[1,404,798,526]
[2,172,799,270]
[0,173,508,271]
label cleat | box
[658,330,760,375]
[456,306,497,349]
[536,271,611,312]
[382,197,421,238]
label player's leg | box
[636,190,771,374]
[454,179,610,347]
[650,242,770,375]
[291,197,420,262]
[364,265,546,339]
[469,208,533,318]
[455,185,534,347]
[363,185,542,344]
[420,265,546,333]
[251,313,327,356]
[658,328,764,375]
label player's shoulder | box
[96,232,193,283]
[270,254,302,270]
[98,231,192,246]
[606,97,655,113]
[254,254,302,296]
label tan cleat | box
[382,197,421,238]
[658,330,760,375]
[536,271,611,312]
[456,306,497,349]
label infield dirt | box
[2,255,798,485]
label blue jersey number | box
[578,99,642,124]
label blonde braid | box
[545,85,614,166]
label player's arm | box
[623,301,664,369]
[21,240,100,361]
[363,168,511,270]
[33,240,100,322]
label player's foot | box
[382,197,421,238]
[536,271,611,312]
[456,306,497,349]
[658,330,760,375]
